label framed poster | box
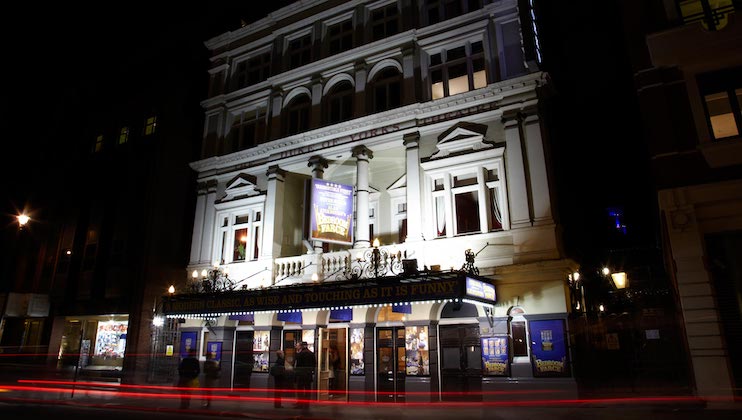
[180,331,198,357]
[529,319,569,377]
[309,179,354,245]
[350,327,364,375]
[206,341,222,362]
[482,336,510,376]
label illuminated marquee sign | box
[466,277,496,302]
[310,179,354,245]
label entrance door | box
[377,327,405,402]
[234,331,254,388]
[440,325,482,401]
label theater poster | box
[529,319,569,377]
[180,331,198,357]
[310,179,354,245]
[482,336,510,376]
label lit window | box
[698,67,742,141]
[118,127,129,145]
[93,135,104,153]
[215,207,263,264]
[430,41,486,99]
[144,116,157,136]
[705,91,740,139]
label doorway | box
[234,331,254,388]
[376,327,406,402]
[439,325,482,401]
[318,328,347,401]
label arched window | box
[324,81,354,125]
[368,67,402,113]
[285,95,311,136]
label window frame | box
[213,198,265,265]
[324,80,354,125]
[286,30,313,70]
[144,116,157,136]
[428,39,487,100]
[285,94,312,135]
[368,1,400,42]
[227,107,268,153]
[369,66,402,113]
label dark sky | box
[1,1,655,266]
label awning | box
[162,271,496,317]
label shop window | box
[369,67,402,113]
[325,81,354,125]
[285,94,311,135]
[369,3,399,41]
[430,41,486,99]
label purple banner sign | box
[310,179,354,245]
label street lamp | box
[17,213,30,229]
[610,272,628,289]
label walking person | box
[270,350,287,408]
[202,351,221,408]
[293,341,316,410]
[177,349,200,409]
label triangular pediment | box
[220,173,261,202]
[430,121,493,159]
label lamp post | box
[17,213,30,229]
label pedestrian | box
[177,349,200,409]
[202,351,221,408]
[293,341,315,410]
[270,350,287,408]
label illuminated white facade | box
[179,0,577,400]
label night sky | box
[1,1,656,268]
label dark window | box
[227,109,267,153]
[247,52,271,85]
[370,67,402,113]
[327,20,353,55]
[370,4,399,41]
[288,34,312,69]
[454,191,480,234]
[426,0,482,25]
[398,218,407,243]
[233,61,248,90]
[286,95,311,135]
[325,81,354,124]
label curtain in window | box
[435,196,446,236]
[491,187,502,227]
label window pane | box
[253,226,260,259]
[398,218,407,243]
[235,215,249,224]
[234,228,248,261]
[512,321,527,356]
[448,73,469,96]
[489,187,503,231]
[455,191,480,234]
[473,70,487,89]
[705,92,739,139]
[435,196,446,237]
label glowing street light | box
[610,272,628,289]
[17,214,30,228]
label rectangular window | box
[327,20,353,55]
[216,208,263,264]
[233,228,248,261]
[144,116,157,136]
[118,127,129,145]
[454,191,480,234]
[705,91,740,139]
[512,321,527,357]
[435,195,447,237]
[288,34,312,69]
[93,135,104,153]
[234,61,248,89]
[430,41,487,99]
[228,109,267,152]
[370,4,399,41]
[698,67,742,141]
[247,52,271,85]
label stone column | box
[403,132,423,242]
[522,109,553,226]
[261,165,286,261]
[308,155,329,254]
[189,182,208,264]
[503,111,531,229]
[198,180,218,265]
[352,145,374,248]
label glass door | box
[440,325,482,402]
[377,327,406,402]
[234,331,254,388]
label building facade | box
[635,0,742,402]
[160,0,579,401]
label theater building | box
[158,0,578,401]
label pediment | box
[430,121,493,159]
[220,173,261,202]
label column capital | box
[403,131,420,148]
[351,145,374,160]
[266,165,286,180]
[308,155,329,170]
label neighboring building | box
[635,0,742,402]
[161,0,579,401]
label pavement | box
[0,362,740,419]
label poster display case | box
[481,336,510,376]
[529,319,569,377]
[93,320,128,358]
[253,330,270,372]
[404,326,429,376]
[350,327,364,375]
